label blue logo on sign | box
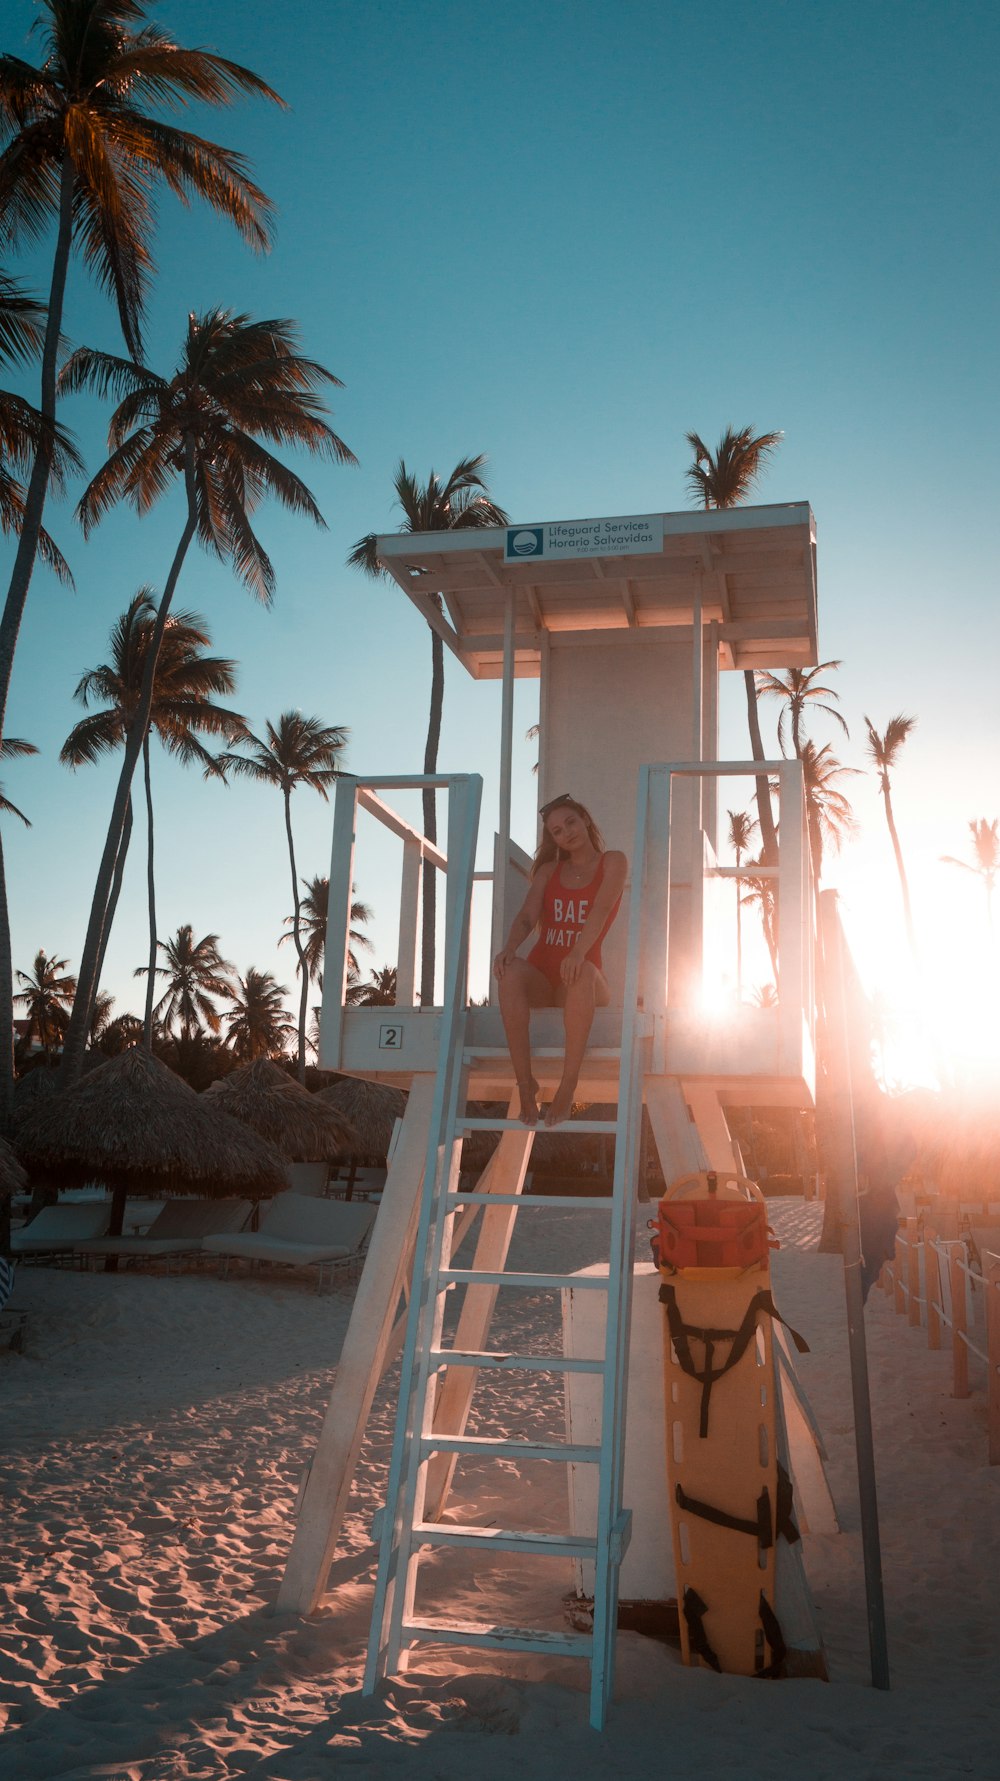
[506,527,543,559]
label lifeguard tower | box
[278,501,823,1723]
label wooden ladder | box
[362,1026,645,1729]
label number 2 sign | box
[378,1023,403,1050]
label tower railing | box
[319,774,481,1070]
[636,759,815,1074]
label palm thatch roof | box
[315,1077,407,1160]
[15,1047,288,1196]
[203,1058,357,1161]
[0,1137,27,1197]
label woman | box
[493,793,627,1127]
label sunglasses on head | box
[539,793,577,820]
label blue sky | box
[3,0,999,1038]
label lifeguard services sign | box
[503,513,663,564]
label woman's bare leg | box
[544,963,609,1127]
[497,958,554,1124]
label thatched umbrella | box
[315,1077,406,1196]
[203,1057,356,1161]
[0,1137,27,1198]
[315,1077,406,1157]
[15,1048,288,1249]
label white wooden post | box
[987,1257,1000,1465]
[276,1076,436,1614]
[776,761,805,1077]
[319,776,358,1071]
[396,837,421,1009]
[950,1241,971,1398]
[907,1219,922,1327]
[497,588,515,949]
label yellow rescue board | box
[658,1173,788,1678]
[663,1268,778,1675]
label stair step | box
[448,1192,616,1209]
[458,1117,618,1134]
[419,1434,601,1462]
[411,1523,597,1557]
[429,1348,604,1374]
[401,1616,591,1658]
[463,1046,623,1060]
[439,1268,608,1291]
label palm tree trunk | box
[881,783,918,959]
[0,156,74,738]
[744,670,778,863]
[283,787,309,1084]
[60,440,198,1087]
[142,736,158,1049]
[420,628,444,1007]
[94,795,134,996]
[0,157,75,1124]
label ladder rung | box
[420,1434,601,1462]
[401,1616,592,1658]
[439,1268,608,1291]
[447,1192,616,1209]
[458,1117,618,1134]
[411,1523,597,1557]
[429,1349,605,1373]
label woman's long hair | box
[531,797,605,877]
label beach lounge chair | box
[11,1200,111,1261]
[202,1191,376,1292]
[74,1197,254,1269]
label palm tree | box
[61,592,246,1045]
[754,661,849,759]
[800,740,858,884]
[942,819,1000,931]
[0,270,79,583]
[0,735,36,828]
[56,309,355,1084]
[740,854,779,985]
[136,924,233,1042]
[14,949,76,1054]
[752,983,778,1009]
[864,714,918,958]
[224,967,295,1060]
[350,964,398,1007]
[684,426,783,862]
[348,456,508,1003]
[0,0,282,743]
[221,714,348,1082]
[280,872,372,988]
[726,807,758,999]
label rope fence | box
[881,1214,1000,1465]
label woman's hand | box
[560,946,587,987]
[493,946,516,981]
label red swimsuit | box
[526,854,622,988]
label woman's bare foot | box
[543,1081,576,1128]
[516,1077,540,1126]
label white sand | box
[2,1199,999,1779]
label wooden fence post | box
[950,1241,971,1399]
[925,1235,942,1351]
[907,1218,921,1328]
[986,1257,1000,1466]
[893,1228,906,1316]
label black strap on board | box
[659,1283,809,1437]
[675,1482,774,1549]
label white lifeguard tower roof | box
[376,501,817,681]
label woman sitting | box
[493,793,627,1127]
